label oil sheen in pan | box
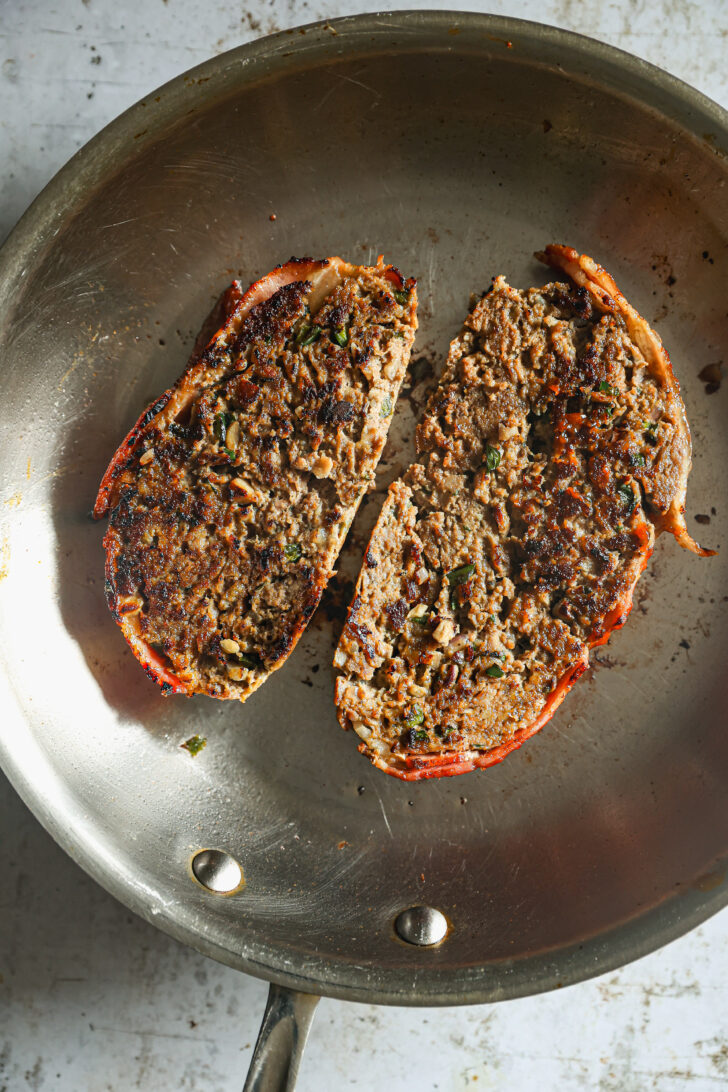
[0,13,726,1021]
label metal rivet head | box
[191,849,243,894]
[394,905,449,946]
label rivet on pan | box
[191,849,244,894]
[394,905,449,946]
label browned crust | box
[96,256,417,700]
[537,245,714,557]
[94,261,337,519]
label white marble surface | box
[2,1,728,1089]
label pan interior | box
[1,14,727,1004]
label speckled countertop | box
[2,2,728,1089]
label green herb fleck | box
[284,543,302,562]
[393,289,410,305]
[644,421,658,433]
[332,326,348,347]
[404,705,425,728]
[380,395,393,418]
[617,483,636,515]
[634,452,646,467]
[181,735,207,757]
[213,411,231,442]
[411,611,428,625]
[448,563,475,610]
[485,664,504,679]
[223,447,236,460]
[447,563,475,587]
[598,380,613,394]
[296,323,322,346]
[413,729,429,743]
[485,445,501,472]
[237,651,263,670]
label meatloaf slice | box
[95,256,417,700]
[334,245,713,780]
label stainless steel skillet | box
[1,12,728,1089]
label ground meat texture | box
[334,245,712,781]
[95,256,417,701]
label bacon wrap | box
[343,245,713,781]
[96,256,414,698]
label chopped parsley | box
[332,326,348,347]
[633,452,646,467]
[380,395,393,418]
[617,482,636,515]
[485,445,501,472]
[404,706,425,728]
[485,664,504,679]
[413,729,429,743]
[296,324,322,346]
[447,562,475,611]
[598,380,613,394]
[181,735,207,757]
[237,651,263,670]
[284,543,302,562]
[447,563,475,586]
[393,289,410,305]
[213,411,232,442]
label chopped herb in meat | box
[617,483,637,514]
[447,563,475,586]
[296,323,322,346]
[213,412,232,442]
[485,446,501,472]
[237,652,263,670]
[404,705,425,728]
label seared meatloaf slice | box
[334,245,712,780]
[95,257,417,700]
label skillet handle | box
[243,983,320,1092]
